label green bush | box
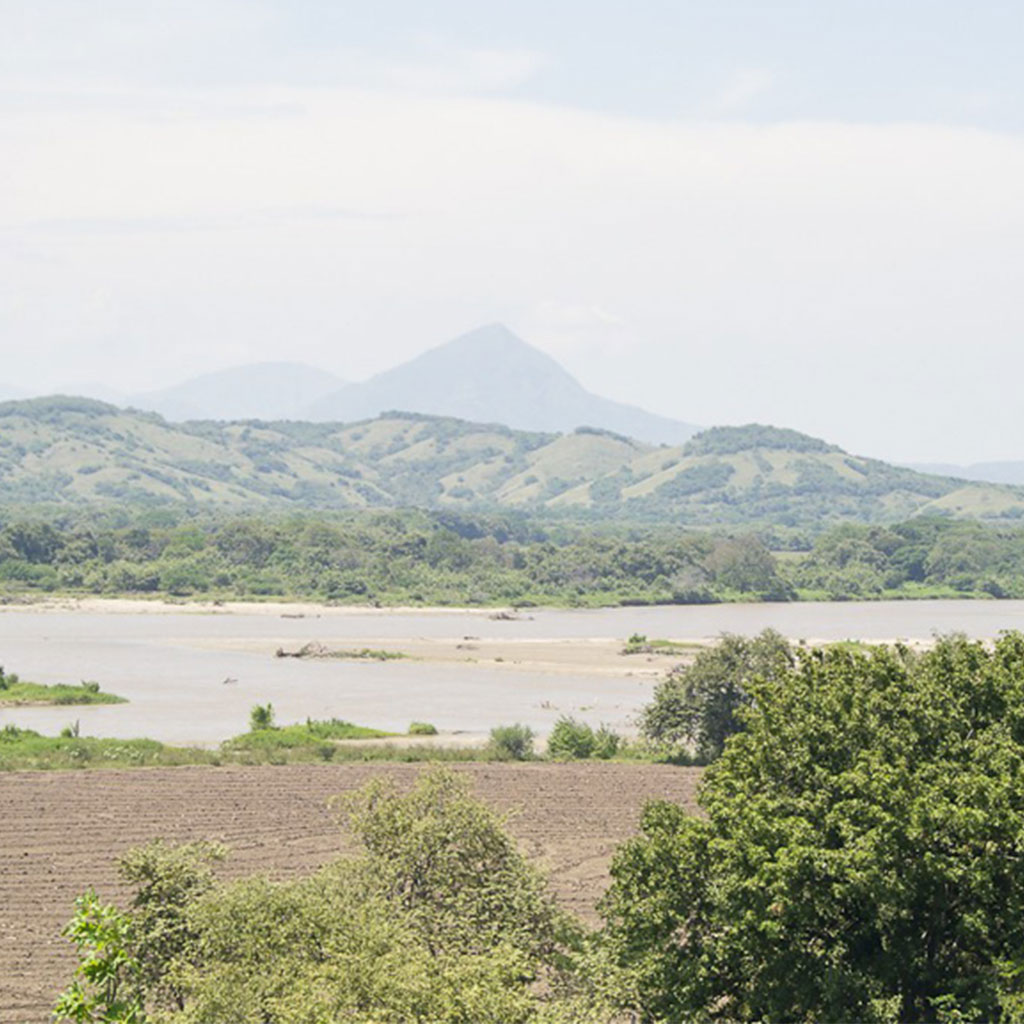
[248,703,274,731]
[228,719,388,751]
[56,769,610,1023]
[591,725,621,759]
[488,723,534,761]
[547,717,595,759]
[408,721,438,735]
[547,718,622,760]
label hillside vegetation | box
[0,397,1020,529]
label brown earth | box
[0,762,701,1023]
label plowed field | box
[0,762,701,1023]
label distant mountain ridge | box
[0,396,1021,530]
[129,363,347,422]
[906,461,1024,487]
[305,324,699,444]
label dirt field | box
[0,762,701,1023]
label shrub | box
[592,725,621,760]
[547,718,622,760]
[56,769,609,1023]
[248,703,274,732]
[547,717,595,759]
[408,721,438,735]
[488,723,534,761]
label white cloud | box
[376,42,548,95]
[1,83,1023,460]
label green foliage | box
[56,769,609,1023]
[488,723,535,761]
[54,890,145,1023]
[606,634,1024,1022]
[340,769,569,960]
[591,725,622,760]
[227,717,390,757]
[118,841,225,1012]
[0,723,517,771]
[793,517,1024,599]
[621,634,696,655]
[0,507,799,606]
[0,398,1016,545]
[641,629,793,762]
[547,716,597,759]
[408,721,438,735]
[0,726,217,771]
[684,423,840,456]
[0,674,125,706]
[547,718,622,760]
[247,703,274,731]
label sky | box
[2,1,1023,463]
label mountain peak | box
[447,322,523,349]
[414,324,576,380]
[306,324,697,444]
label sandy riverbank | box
[0,596,509,616]
[191,634,697,678]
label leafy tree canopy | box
[607,633,1024,1022]
[641,629,794,762]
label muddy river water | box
[2,599,1023,745]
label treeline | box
[6,508,1024,606]
[57,634,1024,1022]
[793,517,1024,599]
[0,508,794,605]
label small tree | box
[248,703,274,732]
[547,717,596,759]
[641,629,792,762]
[488,723,534,760]
[54,890,144,1023]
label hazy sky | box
[3,1,1023,463]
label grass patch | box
[225,717,392,753]
[620,634,700,656]
[0,725,216,771]
[0,677,127,707]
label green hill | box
[0,398,1020,529]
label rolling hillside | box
[0,397,1020,529]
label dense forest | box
[5,506,1024,606]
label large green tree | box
[641,629,793,762]
[607,634,1024,1022]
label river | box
[1,599,1022,745]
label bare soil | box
[0,762,701,1023]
